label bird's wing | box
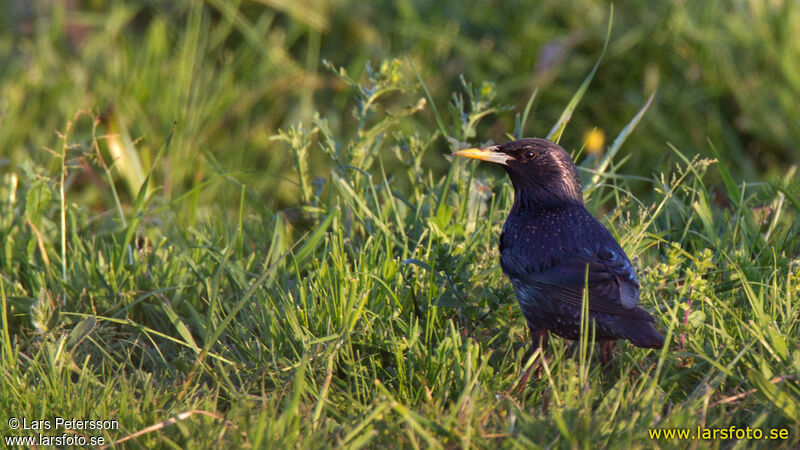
[522,247,644,317]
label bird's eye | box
[523,150,536,160]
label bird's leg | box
[600,340,616,365]
[509,327,548,396]
[532,327,549,351]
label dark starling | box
[453,138,664,356]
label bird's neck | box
[511,184,583,213]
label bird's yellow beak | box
[451,146,511,165]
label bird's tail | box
[617,316,665,349]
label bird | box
[452,138,664,363]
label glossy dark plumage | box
[453,138,664,350]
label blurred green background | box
[2,0,798,215]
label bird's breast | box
[500,207,588,275]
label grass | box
[2,1,800,448]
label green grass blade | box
[546,6,613,143]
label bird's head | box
[452,138,583,207]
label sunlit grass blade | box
[589,91,656,187]
[546,5,613,143]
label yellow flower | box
[582,128,605,154]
